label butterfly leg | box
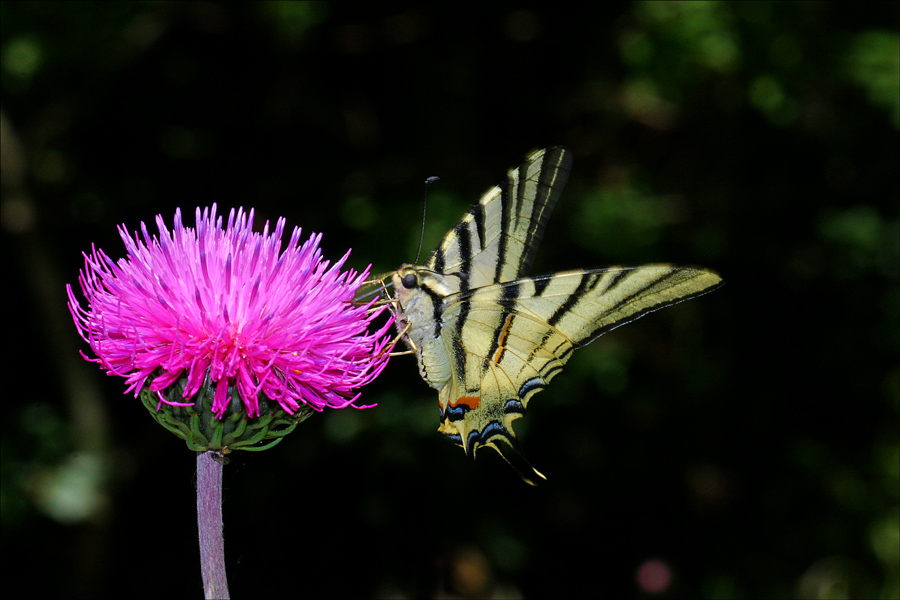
[382,320,417,357]
[350,298,398,312]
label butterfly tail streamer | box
[488,436,547,486]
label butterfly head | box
[390,265,419,308]
[398,268,418,291]
[390,265,458,310]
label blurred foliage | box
[1,2,898,599]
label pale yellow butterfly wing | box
[434,266,722,483]
[391,147,723,483]
[424,147,572,288]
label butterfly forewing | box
[424,147,573,289]
[496,266,725,347]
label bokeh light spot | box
[636,558,673,594]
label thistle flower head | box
[67,205,392,448]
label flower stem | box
[197,451,230,599]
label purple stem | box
[197,451,230,599]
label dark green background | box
[2,2,897,598]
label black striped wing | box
[424,147,573,289]
[436,265,723,484]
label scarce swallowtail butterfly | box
[384,147,722,484]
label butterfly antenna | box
[414,175,440,264]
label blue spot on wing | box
[518,377,547,400]
[503,397,524,415]
[440,430,462,445]
[464,420,514,451]
[445,404,468,422]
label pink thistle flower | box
[67,204,393,425]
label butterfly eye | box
[401,273,418,289]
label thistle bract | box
[67,205,393,451]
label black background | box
[2,2,898,598]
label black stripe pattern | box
[393,147,723,485]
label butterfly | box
[385,147,722,483]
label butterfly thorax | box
[391,265,462,394]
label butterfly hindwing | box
[436,298,572,484]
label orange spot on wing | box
[451,396,481,410]
[492,315,515,364]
